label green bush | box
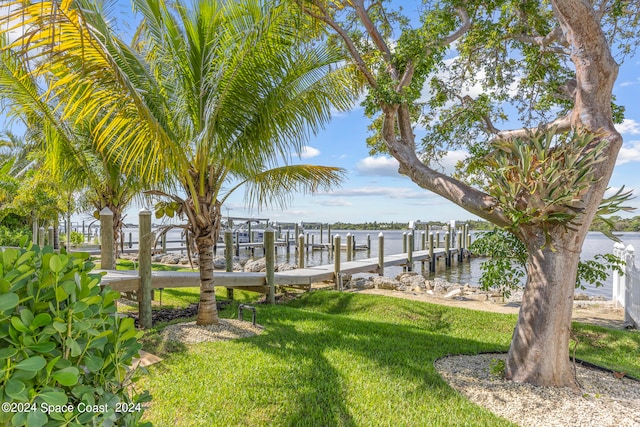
[60,232,85,246]
[0,242,151,427]
[0,225,31,247]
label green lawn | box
[135,291,640,426]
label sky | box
[4,1,640,226]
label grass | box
[134,290,640,426]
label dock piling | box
[407,232,414,271]
[298,234,305,268]
[334,234,341,290]
[100,207,115,270]
[224,228,234,300]
[346,233,353,262]
[139,208,153,329]
[265,227,275,304]
[378,233,384,276]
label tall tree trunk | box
[505,226,584,388]
[195,232,218,325]
[195,202,222,326]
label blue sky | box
[4,1,640,225]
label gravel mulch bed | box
[435,353,640,427]
[160,319,263,344]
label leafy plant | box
[0,225,31,247]
[59,231,85,246]
[0,242,150,427]
[489,358,506,378]
[471,228,626,297]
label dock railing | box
[612,243,639,328]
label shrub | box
[59,231,85,246]
[0,225,31,247]
[0,241,150,426]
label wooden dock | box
[100,248,458,292]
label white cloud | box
[620,81,640,87]
[321,198,353,207]
[615,119,640,135]
[429,150,469,175]
[299,146,320,159]
[322,186,427,199]
[616,140,640,165]
[355,156,399,176]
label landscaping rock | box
[397,272,426,289]
[244,258,266,272]
[372,276,400,290]
[349,277,374,289]
[432,278,449,294]
[444,288,462,299]
[213,257,227,269]
[160,254,182,264]
[275,263,296,272]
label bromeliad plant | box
[0,241,150,427]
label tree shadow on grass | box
[244,294,514,426]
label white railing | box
[612,243,639,328]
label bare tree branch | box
[497,115,572,140]
[351,0,393,64]
[444,7,471,46]
[299,1,378,88]
[511,27,571,54]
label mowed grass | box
[135,290,640,426]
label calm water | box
[119,226,640,299]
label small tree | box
[298,0,638,387]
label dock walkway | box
[100,248,457,292]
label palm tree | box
[0,33,144,260]
[1,0,355,325]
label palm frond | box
[231,164,346,210]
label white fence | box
[612,243,639,328]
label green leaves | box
[481,129,606,237]
[0,292,19,312]
[0,243,149,426]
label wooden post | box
[265,227,275,304]
[82,221,86,243]
[346,233,353,261]
[138,208,153,329]
[333,234,341,290]
[39,227,46,247]
[47,226,54,247]
[224,228,234,300]
[129,232,133,248]
[429,232,435,272]
[402,232,407,253]
[367,234,371,257]
[32,218,38,245]
[444,231,451,267]
[235,230,240,256]
[435,232,440,249]
[161,233,167,253]
[100,207,115,270]
[286,230,291,254]
[457,229,463,262]
[297,234,305,268]
[306,233,310,253]
[327,225,331,246]
[407,232,413,272]
[378,232,384,276]
[320,224,323,244]
[421,231,426,251]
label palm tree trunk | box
[195,203,223,326]
[195,233,218,325]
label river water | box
[120,226,640,299]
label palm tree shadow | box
[247,300,508,425]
